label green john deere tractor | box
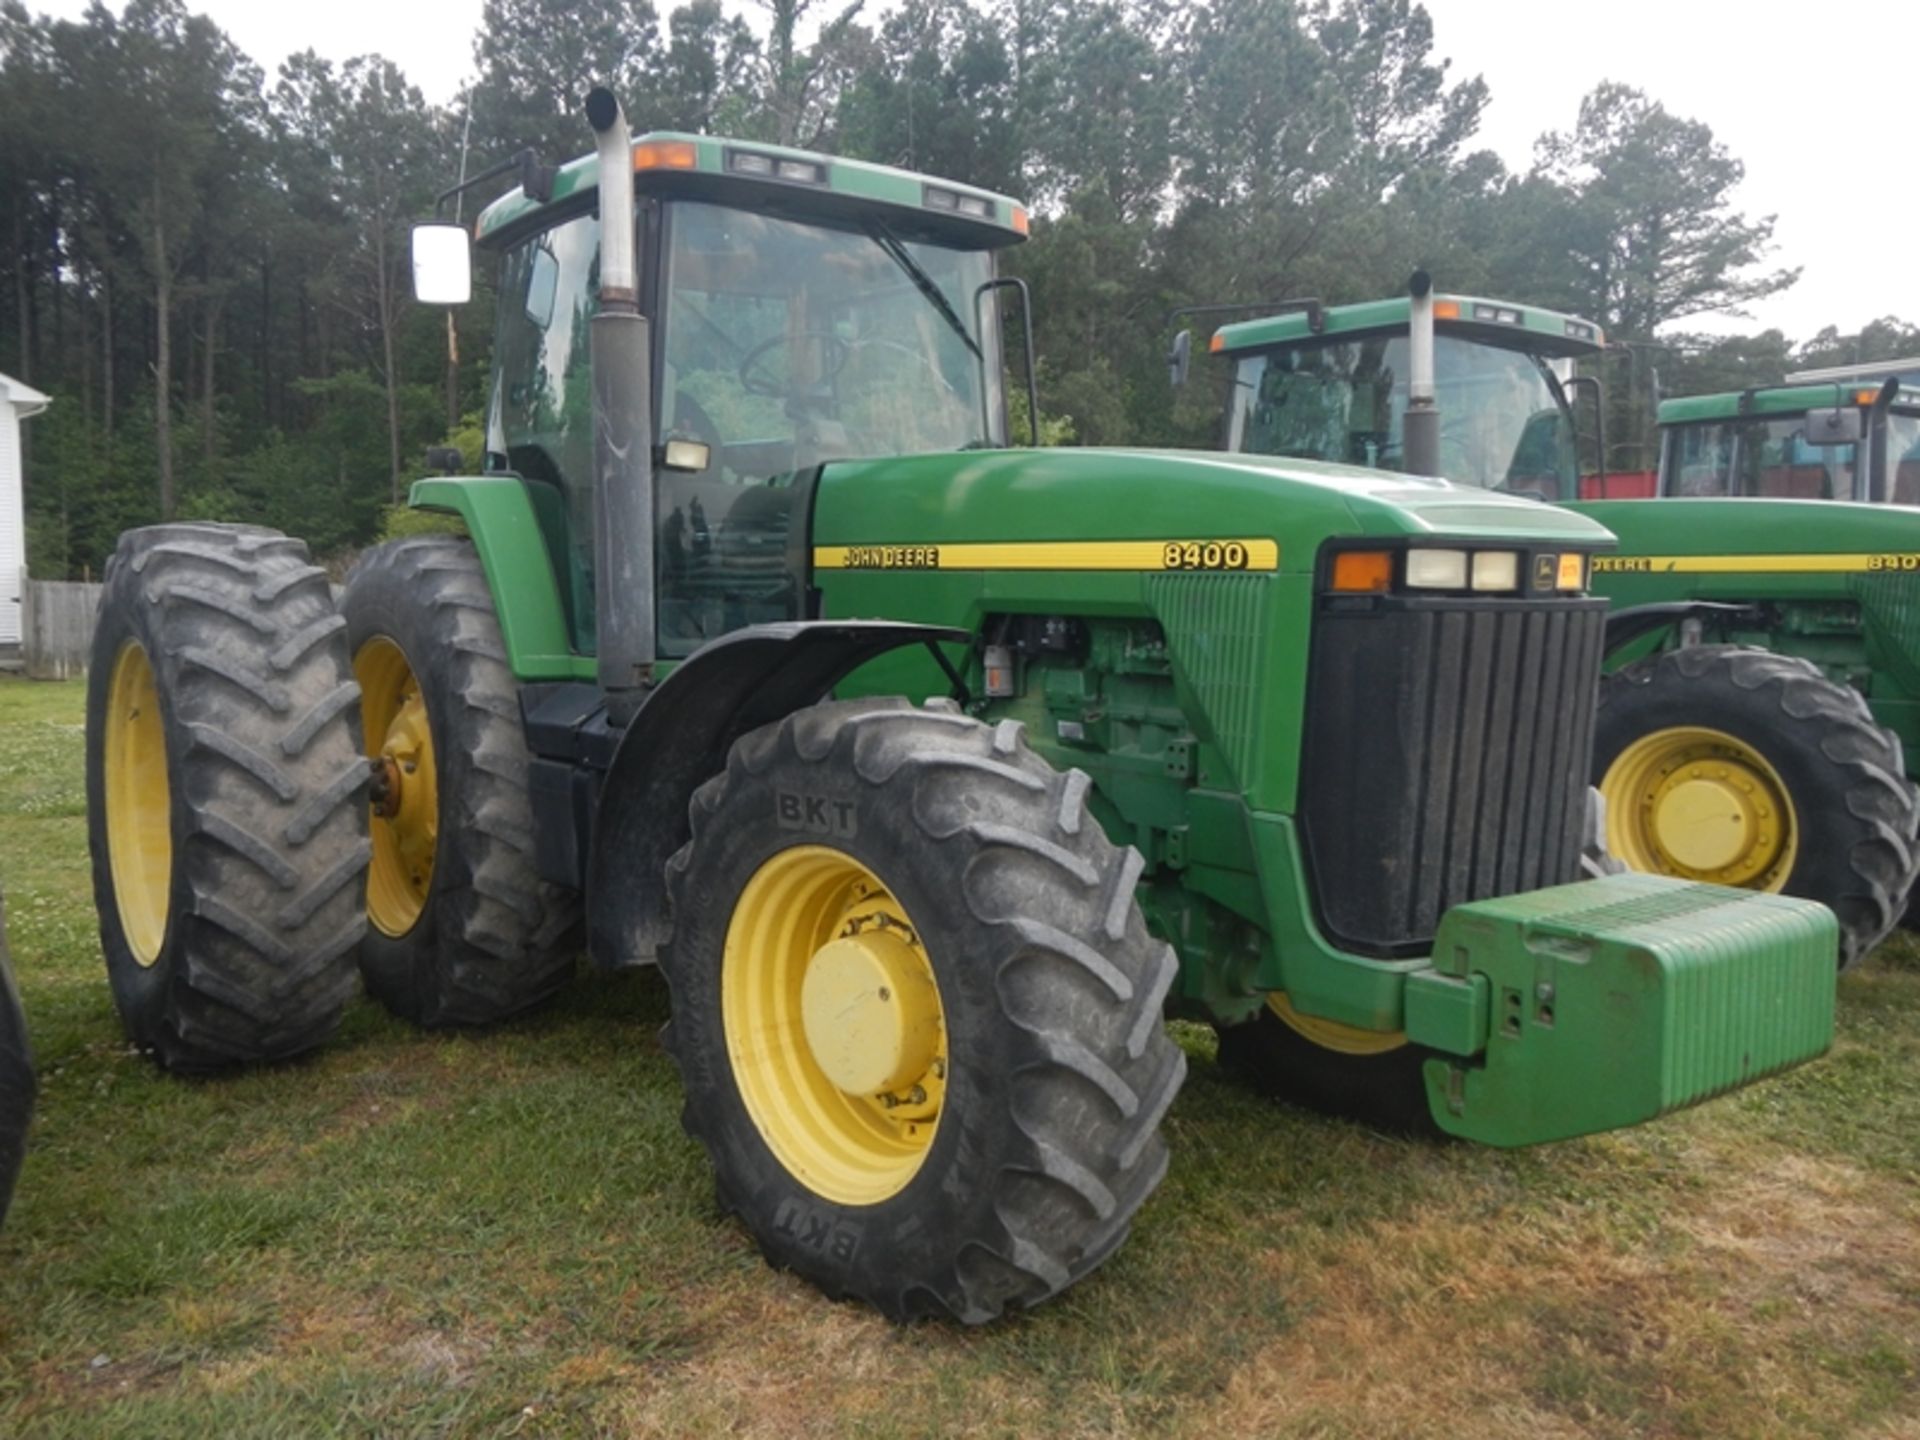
[1200,281,1920,967]
[84,98,1838,1324]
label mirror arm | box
[434,147,552,217]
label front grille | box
[1299,596,1608,956]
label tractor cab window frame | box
[485,192,1009,659]
[651,198,1005,658]
[1659,414,1867,502]
[1222,330,1581,499]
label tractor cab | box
[1655,382,1920,504]
[1206,293,1604,500]
[456,133,1028,657]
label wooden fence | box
[20,573,101,680]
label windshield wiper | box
[866,220,981,362]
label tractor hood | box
[814,448,1614,575]
[1574,497,1920,564]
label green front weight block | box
[1406,872,1837,1147]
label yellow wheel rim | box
[356,637,438,938]
[1266,991,1406,1055]
[722,846,947,1206]
[1601,725,1797,889]
[103,641,173,966]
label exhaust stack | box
[1403,269,1441,479]
[583,86,655,704]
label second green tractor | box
[1201,285,1920,967]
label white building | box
[0,373,51,650]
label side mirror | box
[1803,406,1863,446]
[410,223,472,306]
[1168,328,1192,388]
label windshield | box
[661,200,1002,470]
[489,199,1004,655]
[656,201,1002,655]
[1224,333,1579,498]
[1659,416,1863,500]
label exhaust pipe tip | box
[585,86,622,134]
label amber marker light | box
[1011,206,1030,235]
[1209,332,1225,353]
[635,140,698,171]
[1857,389,1882,406]
[1331,550,1393,593]
[1433,300,1461,320]
[1556,553,1586,590]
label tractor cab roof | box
[1211,294,1605,360]
[1658,382,1920,426]
[473,131,1028,253]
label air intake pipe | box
[584,86,655,704]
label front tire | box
[1215,997,1442,1137]
[84,524,368,1070]
[1594,646,1920,970]
[341,537,579,1027]
[662,698,1185,1323]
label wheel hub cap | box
[801,930,942,1097]
[1652,773,1763,872]
[1602,725,1795,889]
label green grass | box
[3,672,1918,1438]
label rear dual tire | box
[84,524,368,1070]
[341,538,579,1027]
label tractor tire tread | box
[86,523,366,1071]
[662,698,1184,1324]
[343,537,578,1026]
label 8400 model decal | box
[1593,552,1920,575]
[814,538,1280,572]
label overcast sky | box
[29,0,1917,343]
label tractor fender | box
[1603,600,1766,658]
[585,619,970,968]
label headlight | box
[1405,548,1470,589]
[1470,551,1521,592]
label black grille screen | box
[1299,597,1607,956]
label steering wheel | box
[738,330,850,398]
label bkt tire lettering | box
[776,791,858,838]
